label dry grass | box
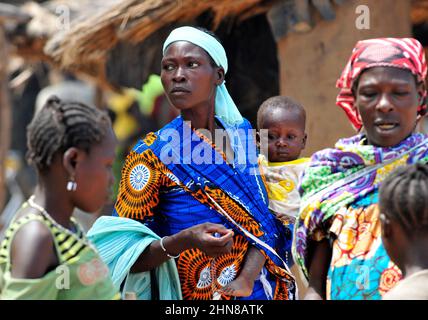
[44,0,272,69]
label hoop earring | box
[66,176,77,192]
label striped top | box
[0,204,120,300]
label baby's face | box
[259,108,306,162]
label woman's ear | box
[215,67,225,86]
[63,147,82,177]
[380,214,392,239]
[415,81,426,113]
[415,82,426,124]
[417,81,425,102]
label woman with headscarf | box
[91,26,296,300]
[292,38,428,300]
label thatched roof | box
[3,0,279,90]
[46,0,428,71]
[4,0,428,91]
[45,0,273,69]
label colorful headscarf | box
[162,26,244,126]
[336,38,427,131]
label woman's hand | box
[131,222,234,273]
[183,222,234,257]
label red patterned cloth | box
[336,38,427,130]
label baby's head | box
[379,164,428,271]
[257,96,307,162]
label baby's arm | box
[239,246,266,281]
[219,245,266,297]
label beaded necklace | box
[191,122,233,164]
[27,195,97,252]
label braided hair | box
[379,163,428,234]
[26,96,111,172]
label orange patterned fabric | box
[327,202,402,299]
[177,234,248,300]
[114,147,293,299]
[115,149,177,220]
[204,188,264,237]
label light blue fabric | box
[162,26,243,126]
[87,216,182,300]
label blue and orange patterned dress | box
[113,116,296,300]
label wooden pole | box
[0,25,12,214]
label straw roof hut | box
[7,1,376,89]
[2,0,428,150]
[3,0,276,90]
[4,0,427,90]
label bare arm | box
[236,246,266,282]
[10,221,58,279]
[131,222,234,273]
[130,231,188,273]
[303,238,332,300]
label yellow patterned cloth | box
[259,155,309,220]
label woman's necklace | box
[193,121,235,165]
[27,195,96,251]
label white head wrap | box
[163,26,243,126]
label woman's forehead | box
[163,41,209,59]
[357,66,415,86]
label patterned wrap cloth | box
[292,37,428,299]
[293,133,428,299]
[114,116,296,300]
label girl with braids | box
[0,96,120,299]
[380,164,428,300]
[292,38,428,300]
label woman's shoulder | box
[383,270,428,300]
[234,117,253,131]
[7,214,57,279]
[130,116,184,155]
[308,134,364,165]
[129,132,157,154]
